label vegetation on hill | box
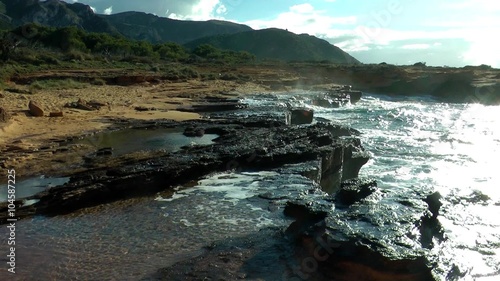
[0,0,358,64]
[0,23,256,85]
[0,0,252,44]
[184,28,360,64]
[103,12,253,44]
[0,23,254,63]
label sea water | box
[312,93,500,280]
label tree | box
[192,44,221,59]
[154,42,188,61]
[0,33,20,61]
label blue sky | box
[67,0,500,67]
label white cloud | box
[169,0,227,20]
[103,6,113,15]
[290,3,315,14]
[401,44,431,50]
[244,3,357,39]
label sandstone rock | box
[28,100,44,117]
[0,107,10,122]
[49,111,64,117]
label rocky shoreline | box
[0,117,369,222]
[0,95,455,280]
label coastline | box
[1,64,499,280]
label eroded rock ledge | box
[0,118,368,223]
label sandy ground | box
[0,79,268,148]
[0,79,272,178]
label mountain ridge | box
[185,28,360,64]
[0,0,359,63]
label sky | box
[66,0,500,67]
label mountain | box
[0,0,117,33]
[0,0,358,63]
[103,12,253,44]
[185,28,360,64]
[0,0,252,43]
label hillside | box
[0,0,252,43]
[0,0,359,63]
[0,0,117,34]
[185,28,360,64]
[103,12,252,44]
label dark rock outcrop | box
[177,102,248,112]
[282,195,439,280]
[183,126,205,137]
[419,192,445,249]
[336,178,377,207]
[0,119,368,223]
[286,108,314,125]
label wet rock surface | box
[0,117,367,223]
[286,107,314,125]
[0,90,467,280]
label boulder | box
[28,100,44,117]
[0,107,10,122]
[286,108,314,125]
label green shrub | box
[91,78,106,86]
[29,79,88,91]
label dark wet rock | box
[202,96,240,103]
[424,192,442,218]
[0,107,10,122]
[336,178,377,207]
[28,100,44,117]
[347,90,363,103]
[0,93,4,98]
[284,197,438,281]
[177,102,248,112]
[473,83,500,105]
[183,126,205,137]
[147,228,294,281]
[430,75,475,102]
[326,85,363,104]
[312,96,347,108]
[286,108,314,125]
[418,210,445,249]
[0,118,368,223]
[465,190,491,204]
[449,190,491,206]
[96,147,113,156]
